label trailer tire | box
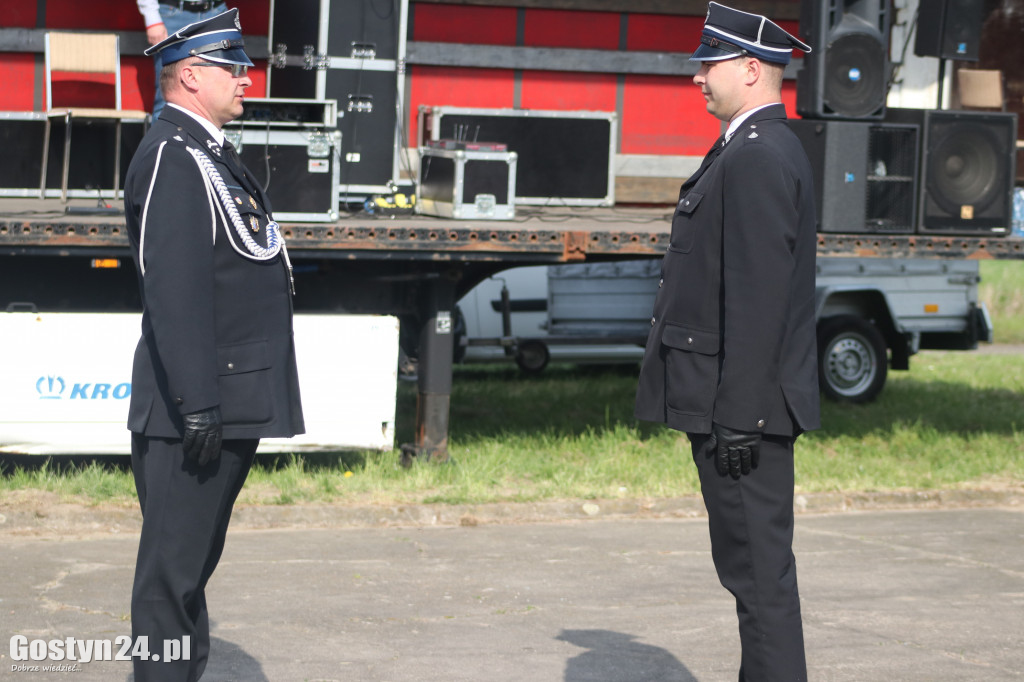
[817,315,888,403]
[515,340,550,374]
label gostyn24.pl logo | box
[9,635,190,671]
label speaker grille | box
[865,126,918,231]
[824,32,888,118]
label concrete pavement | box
[1,505,1022,681]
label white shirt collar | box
[725,103,777,142]
[166,103,225,146]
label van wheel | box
[515,340,550,374]
[817,315,888,403]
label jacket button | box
[175,397,184,405]
[687,337,694,344]
[658,278,664,288]
[227,362,235,370]
[756,419,765,428]
[650,316,656,326]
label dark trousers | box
[130,434,258,682]
[689,432,807,682]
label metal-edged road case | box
[0,111,146,199]
[267,0,408,199]
[224,124,342,222]
[417,106,617,207]
[416,145,518,220]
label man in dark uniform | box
[634,3,818,680]
[123,9,303,681]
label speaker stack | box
[794,0,1016,236]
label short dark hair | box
[158,60,186,99]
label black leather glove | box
[705,423,761,479]
[182,406,223,466]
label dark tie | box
[221,140,263,202]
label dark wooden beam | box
[407,41,802,78]
[410,0,801,21]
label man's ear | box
[744,57,762,85]
[178,63,200,92]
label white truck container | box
[457,257,991,403]
[0,312,399,455]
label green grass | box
[2,353,1022,507]
[979,260,1024,343]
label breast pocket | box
[229,188,269,247]
[217,339,273,426]
[668,192,703,254]
[661,322,719,417]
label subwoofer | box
[886,108,1017,235]
[797,0,891,120]
[789,119,918,233]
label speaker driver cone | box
[824,33,887,118]
[926,122,1002,215]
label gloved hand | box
[182,406,223,466]
[704,423,761,479]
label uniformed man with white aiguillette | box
[123,9,303,681]
[635,3,820,680]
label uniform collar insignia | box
[207,139,222,156]
[173,135,184,142]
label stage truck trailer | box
[2,0,1024,460]
[3,207,1023,461]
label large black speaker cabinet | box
[797,0,891,120]
[914,0,984,61]
[885,108,1016,235]
[789,119,918,233]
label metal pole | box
[401,273,457,465]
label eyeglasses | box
[189,61,249,78]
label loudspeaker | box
[914,0,984,61]
[797,0,891,120]
[885,108,1017,235]
[789,119,918,233]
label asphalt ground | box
[1,496,1022,682]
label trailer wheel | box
[515,340,550,374]
[817,315,888,403]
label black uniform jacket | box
[124,106,304,440]
[635,104,820,438]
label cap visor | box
[689,43,742,62]
[198,48,254,67]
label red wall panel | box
[407,65,516,144]
[0,55,38,111]
[6,2,38,28]
[520,71,617,111]
[413,4,517,44]
[627,14,702,52]
[622,76,720,155]
[523,9,619,49]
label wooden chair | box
[39,32,148,202]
